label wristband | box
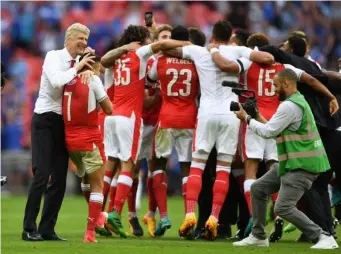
[210,48,219,55]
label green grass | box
[1,196,340,253]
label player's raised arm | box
[209,48,240,74]
[285,64,339,115]
[249,50,274,65]
[101,42,141,68]
[150,39,191,55]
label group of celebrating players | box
[61,18,338,243]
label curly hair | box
[118,25,151,47]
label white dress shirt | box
[34,48,78,114]
[249,100,303,139]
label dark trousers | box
[23,112,69,234]
[301,127,341,235]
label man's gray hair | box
[64,23,90,46]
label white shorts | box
[153,127,193,162]
[240,122,278,162]
[193,114,240,156]
[104,114,143,163]
[137,124,155,160]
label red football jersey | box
[112,45,154,119]
[243,62,285,120]
[63,75,107,151]
[153,56,199,129]
[142,57,162,126]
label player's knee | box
[217,153,233,165]
[250,180,262,197]
[192,150,209,161]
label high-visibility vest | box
[276,92,330,176]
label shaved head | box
[275,68,298,85]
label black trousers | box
[23,112,69,234]
[301,127,341,235]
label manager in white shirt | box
[22,23,94,242]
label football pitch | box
[2,196,340,253]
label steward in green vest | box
[233,68,339,249]
[276,92,330,176]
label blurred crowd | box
[1,1,341,189]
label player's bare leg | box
[179,152,208,239]
[84,165,105,243]
[81,175,90,203]
[143,158,158,237]
[127,163,144,237]
[107,158,135,238]
[204,155,232,241]
[151,157,171,237]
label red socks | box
[87,193,104,231]
[102,170,113,211]
[127,178,139,217]
[81,183,90,203]
[147,172,157,215]
[182,177,188,212]
[211,166,231,219]
[107,178,117,213]
[152,170,168,219]
[113,171,133,215]
[244,179,256,215]
[185,162,206,214]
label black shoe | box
[269,217,284,242]
[296,233,311,243]
[22,231,44,241]
[193,227,205,240]
[231,229,245,240]
[217,224,232,239]
[128,217,144,237]
[41,233,67,241]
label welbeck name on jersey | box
[166,57,193,65]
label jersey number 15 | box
[258,68,275,96]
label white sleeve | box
[90,76,107,102]
[249,101,302,139]
[136,45,154,62]
[237,46,253,59]
[43,51,77,88]
[136,45,154,80]
[147,59,158,81]
[234,57,253,73]
[182,45,205,62]
[104,67,114,89]
[283,64,304,81]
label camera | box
[222,81,259,119]
[145,12,153,27]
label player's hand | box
[84,46,95,55]
[234,104,248,120]
[329,98,339,116]
[207,43,219,51]
[79,70,94,84]
[75,53,95,72]
[123,42,141,52]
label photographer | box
[232,69,338,250]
